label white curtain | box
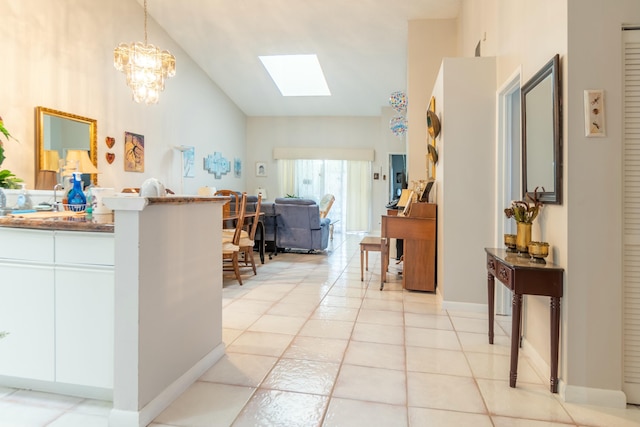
[346,160,370,231]
[277,160,296,197]
[276,159,371,232]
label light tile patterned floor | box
[2,233,640,426]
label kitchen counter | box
[0,214,114,232]
[0,196,226,233]
[0,195,228,426]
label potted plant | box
[0,116,23,189]
[504,187,544,253]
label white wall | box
[407,19,458,183]
[459,0,568,381]
[245,114,402,231]
[433,57,497,306]
[459,0,640,405]
[563,0,638,400]
[1,0,246,195]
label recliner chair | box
[273,198,330,252]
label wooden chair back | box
[247,194,262,242]
[215,189,239,217]
[231,193,247,245]
[319,194,335,219]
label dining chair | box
[239,194,262,274]
[215,189,239,217]
[222,192,246,285]
[222,194,262,274]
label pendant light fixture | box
[113,0,176,104]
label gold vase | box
[516,221,532,254]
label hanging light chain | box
[144,0,148,45]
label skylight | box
[259,54,331,97]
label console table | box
[485,248,564,393]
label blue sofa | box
[269,198,330,252]
[229,194,329,253]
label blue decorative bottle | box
[67,172,87,212]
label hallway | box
[1,233,639,426]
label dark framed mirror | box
[521,54,562,204]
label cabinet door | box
[55,266,114,389]
[0,263,55,380]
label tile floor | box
[2,233,640,426]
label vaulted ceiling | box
[144,0,461,117]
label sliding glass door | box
[278,159,371,233]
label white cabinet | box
[54,232,114,390]
[0,263,55,381]
[55,266,114,389]
[0,228,114,395]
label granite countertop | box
[0,214,114,232]
[0,195,228,232]
[145,195,229,204]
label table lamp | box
[63,149,98,176]
[35,150,62,189]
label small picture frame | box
[584,89,606,137]
[256,161,267,177]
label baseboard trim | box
[560,382,627,409]
[521,338,627,409]
[441,300,487,313]
[0,376,111,401]
[109,343,226,427]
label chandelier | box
[113,0,176,104]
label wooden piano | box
[381,202,436,291]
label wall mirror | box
[521,54,562,204]
[35,106,98,187]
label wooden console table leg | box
[550,296,561,393]
[360,244,365,281]
[258,222,265,264]
[488,272,495,344]
[510,293,523,388]
[380,238,387,290]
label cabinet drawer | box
[495,261,514,288]
[0,228,54,263]
[486,254,497,275]
[55,232,114,266]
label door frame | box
[495,68,522,315]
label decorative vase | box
[516,221,532,254]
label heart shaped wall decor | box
[106,152,115,164]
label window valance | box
[273,147,375,161]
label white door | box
[623,28,640,404]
